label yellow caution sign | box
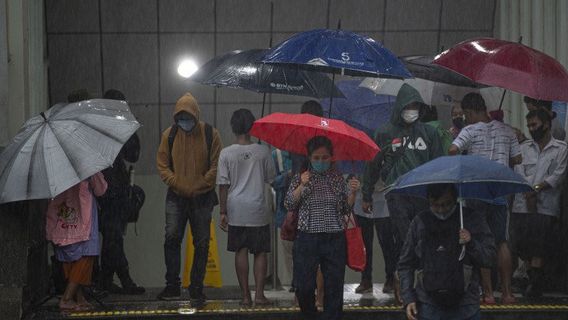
[182,220,223,288]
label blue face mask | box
[177,118,196,132]
[311,161,330,173]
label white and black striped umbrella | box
[0,99,140,204]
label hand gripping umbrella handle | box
[458,198,466,261]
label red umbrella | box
[250,113,380,161]
[433,37,568,102]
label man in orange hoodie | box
[156,93,222,303]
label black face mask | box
[452,117,465,129]
[529,124,548,141]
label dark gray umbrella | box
[190,49,344,99]
[0,99,140,204]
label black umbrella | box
[402,55,485,88]
[190,49,344,100]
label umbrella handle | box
[458,199,466,261]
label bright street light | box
[177,59,198,78]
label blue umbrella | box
[388,155,532,260]
[388,155,532,200]
[262,29,412,79]
[262,28,412,114]
[320,80,394,174]
[321,80,394,137]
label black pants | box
[99,207,129,283]
[294,232,346,320]
[355,215,399,282]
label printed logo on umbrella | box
[270,82,304,92]
[320,118,329,128]
[307,58,329,66]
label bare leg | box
[253,252,271,305]
[498,242,515,302]
[60,282,80,310]
[316,266,324,308]
[480,268,495,303]
[235,248,252,306]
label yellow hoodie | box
[156,93,222,198]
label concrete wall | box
[43,0,498,287]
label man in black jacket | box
[97,89,145,294]
[398,184,495,320]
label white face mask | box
[402,110,420,123]
[431,204,457,220]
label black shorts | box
[510,212,556,260]
[467,200,509,244]
[227,225,271,254]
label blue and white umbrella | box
[262,29,412,78]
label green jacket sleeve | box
[362,131,387,202]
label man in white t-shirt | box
[449,92,522,305]
[217,109,276,306]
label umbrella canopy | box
[249,113,380,161]
[0,99,140,204]
[388,154,532,260]
[261,29,412,78]
[360,77,503,113]
[387,155,532,200]
[403,55,484,88]
[320,80,395,137]
[190,49,344,98]
[360,55,504,112]
[433,37,568,102]
[320,80,394,174]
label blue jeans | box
[355,215,399,282]
[418,303,480,320]
[164,189,213,289]
[294,232,346,320]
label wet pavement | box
[28,284,568,319]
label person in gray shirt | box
[217,109,276,306]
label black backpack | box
[168,123,219,207]
[420,210,465,307]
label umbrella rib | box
[53,117,131,146]
[0,123,42,181]
[26,124,48,197]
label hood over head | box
[174,93,200,122]
[390,83,424,126]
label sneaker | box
[104,282,124,294]
[189,287,207,302]
[355,280,373,293]
[383,277,394,294]
[84,286,109,300]
[157,286,181,300]
[122,284,146,295]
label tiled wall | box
[46,0,496,174]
